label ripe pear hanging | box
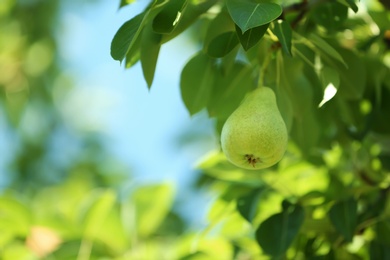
[221,87,288,170]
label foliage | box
[110,0,390,258]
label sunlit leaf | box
[226,0,282,33]
[207,31,239,58]
[80,189,116,240]
[272,19,292,56]
[131,183,174,237]
[256,201,304,257]
[111,12,146,62]
[180,52,215,115]
[0,196,32,237]
[140,24,162,88]
[236,23,268,51]
[328,198,357,242]
[120,0,136,8]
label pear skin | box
[221,87,288,170]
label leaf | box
[370,240,390,260]
[333,48,366,100]
[180,52,215,115]
[131,184,174,237]
[120,0,136,8]
[256,202,305,257]
[375,220,390,246]
[236,188,263,223]
[309,34,347,68]
[111,12,146,62]
[0,196,32,237]
[140,23,162,88]
[318,67,340,107]
[236,23,268,51]
[226,0,282,33]
[337,0,358,13]
[152,0,187,34]
[162,0,218,43]
[207,62,253,120]
[207,32,239,58]
[272,20,292,56]
[80,189,116,240]
[310,2,348,33]
[328,198,357,242]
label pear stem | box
[258,50,272,88]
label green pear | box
[221,87,288,170]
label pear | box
[221,87,288,170]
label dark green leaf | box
[337,0,358,13]
[162,0,218,43]
[180,52,215,115]
[226,0,282,33]
[111,12,146,62]
[207,32,239,58]
[140,24,162,88]
[204,11,235,51]
[236,23,268,51]
[328,198,357,242]
[375,220,390,246]
[272,20,292,56]
[256,203,305,257]
[125,34,141,68]
[370,240,390,260]
[333,48,366,100]
[310,2,348,33]
[236,188,263,222]
[152,0,187,34]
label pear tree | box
[111,0,390,258]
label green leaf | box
[111,12,146,62]
[226,0,282,33]
[328,198,357,242]
[309,34,347,68]
[140,23,162,88]
[310,2,348,33]
[180,52,215,115]
[80,189,116,240]
[0,196,31,237]
[120,0,136,8]
[207,62,253,120]
[337,0,358,13]
[256,202,305,257]
[375,220,390,246]
[272,20,292,56]
[236,23,268,51]
[207,32,239,58]
[152,0,187,34]
[236,188,263,223]
[162,0,218,43]
[333,48,366,100]
[131,184,174,237]
[370,240,390,260]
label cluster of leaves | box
[112,0,390,258]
